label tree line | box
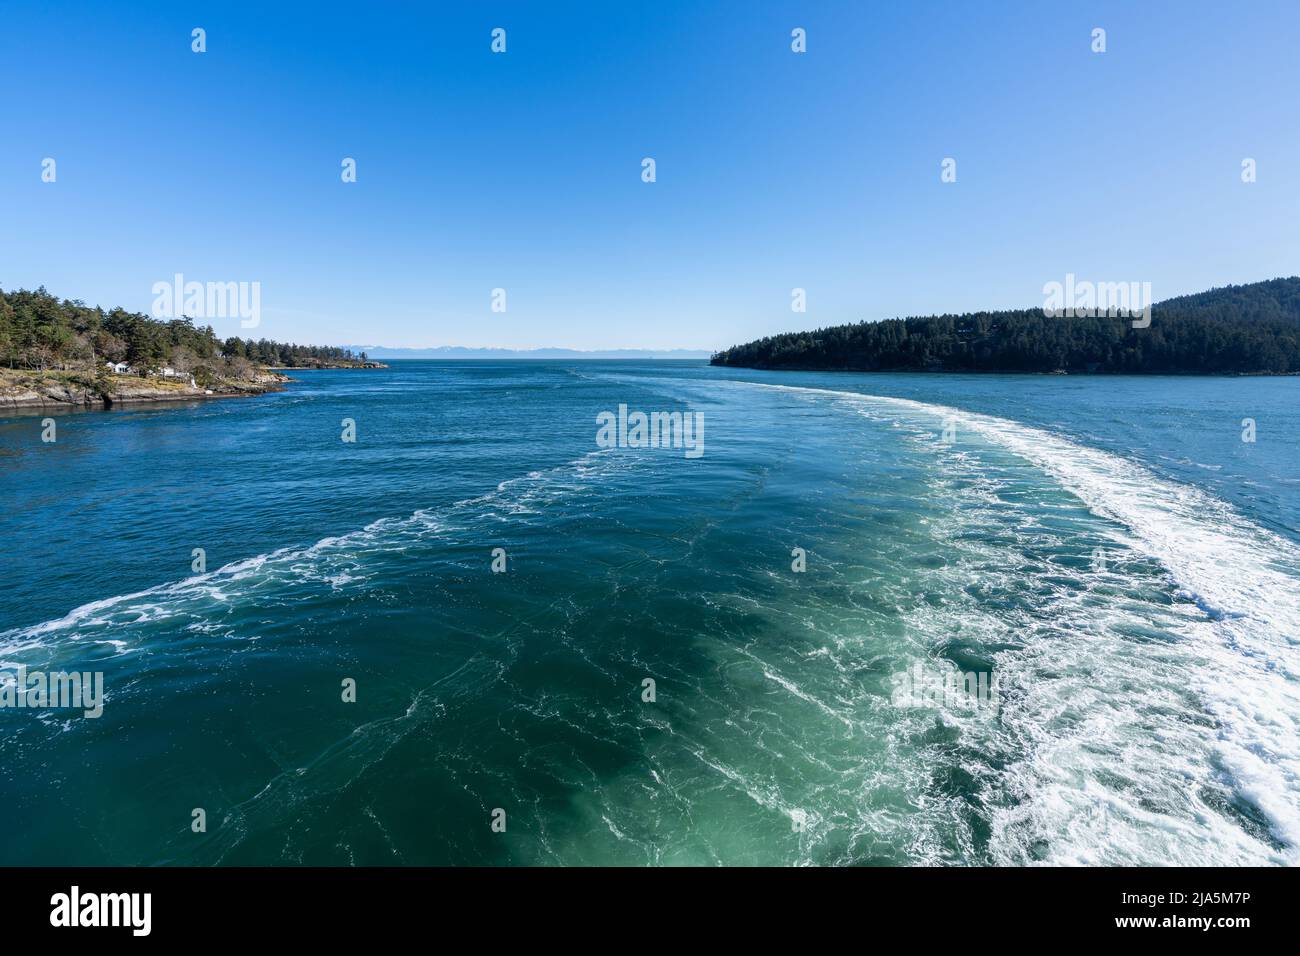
[0,286,366,374]
[711,278,1300,374]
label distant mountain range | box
[342,346,713,360]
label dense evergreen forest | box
[711,279,1300,374]
[0,286,366,373]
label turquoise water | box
[1,361,1298,865]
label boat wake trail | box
[753,381,1300,865]
[6,374,1297,866]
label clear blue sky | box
[2,1,1298,350]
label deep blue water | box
[1,361,1297,864]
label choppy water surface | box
[1,362,1297,865]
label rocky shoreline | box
[0,369,293,410]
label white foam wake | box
[751,381,1300,862]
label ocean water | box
[1,361,1297,866]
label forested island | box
[0,286,385,408]
[711,278,1300,374]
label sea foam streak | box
[0,449,634,653]
[752,381,1300,863]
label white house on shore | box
[157,366,197,386]
[103,361,194,386]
